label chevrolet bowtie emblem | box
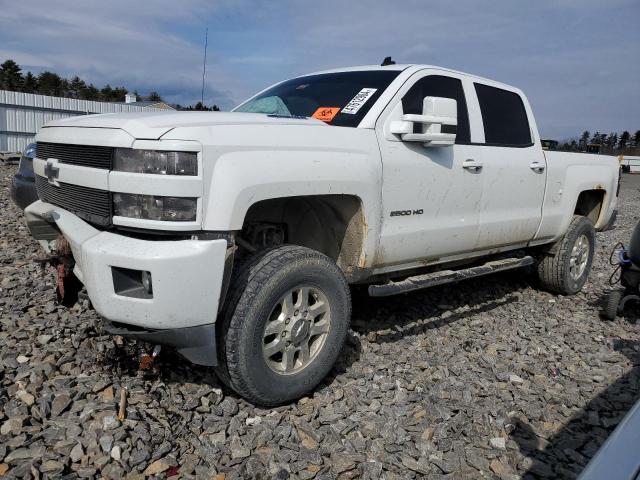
[44,160,60,186]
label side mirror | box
[390,96,457,147]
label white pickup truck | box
[25,64,620,405]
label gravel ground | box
[1,163,639,480]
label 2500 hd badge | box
[391,209,424,217]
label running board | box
[368,256,535,297]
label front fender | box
[191,126,382,268]
[205,150,380,228]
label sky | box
[0,0,638,140]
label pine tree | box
[100,84,114,101]
[632,130,640,149]
[111,87,128,102]
[60,78,71,97]
[579,131,590,150]
[0,59,24,91]
[600,133,608,149]
[618,131,630,150]
[37,71,64,96]
[69,76,87,99]
[81,84,100,100]
[22,72,38,93]
[0,57,182,105]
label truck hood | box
[41,111,326,140]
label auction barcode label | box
[341,88,377,115]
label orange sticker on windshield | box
[312,107,340,122]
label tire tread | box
[214,245,350,405]
[537,215,595,295]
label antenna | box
[201,28,208,105]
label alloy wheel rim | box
[569,234,590,280]
[262,285,331,375]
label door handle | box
[530,162,545,173]
[462,159,483,172]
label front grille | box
[36,176,112,227]
[36,142,114,170]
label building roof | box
[121,101,175,110]
[0,89,168,114]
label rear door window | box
[401,75,470,144]
[474,83,532,146]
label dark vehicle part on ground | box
[602,220,640,320]
[578,397,640,480]
[10,143,38,210]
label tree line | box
[0,59,219,110]
[558,130,640,155]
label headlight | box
[113,193,197,221]
[113,149,197,175]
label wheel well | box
[241,195,366,278]
[574,189,605,225]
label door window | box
[474,83,532,146]
[401,75,470,143]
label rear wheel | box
[536,215,595,295]
[214,245,351,406]
[602,289,623,320]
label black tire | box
[602,289,623,320]
[214,245,351,406]
[536,215,595,295]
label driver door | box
[375,71,483,267]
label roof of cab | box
[308,64,517,92]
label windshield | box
[235,70,401,127]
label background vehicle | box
[619,155,640,174]
[10,143,38,210]
[578,397,640,480]
[602,220,640,320]
[23,64,619,405]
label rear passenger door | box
[471,83,546,250]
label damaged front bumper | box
[25,200,232,366]
[103,321,218,366]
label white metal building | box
[0,90,167,152]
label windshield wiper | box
[267,114,308,120]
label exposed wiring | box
[609,265,622,286]
[609,242,626,266]
[608,243,628,285]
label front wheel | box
[214,245,351,406]
[536,215,595,295]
